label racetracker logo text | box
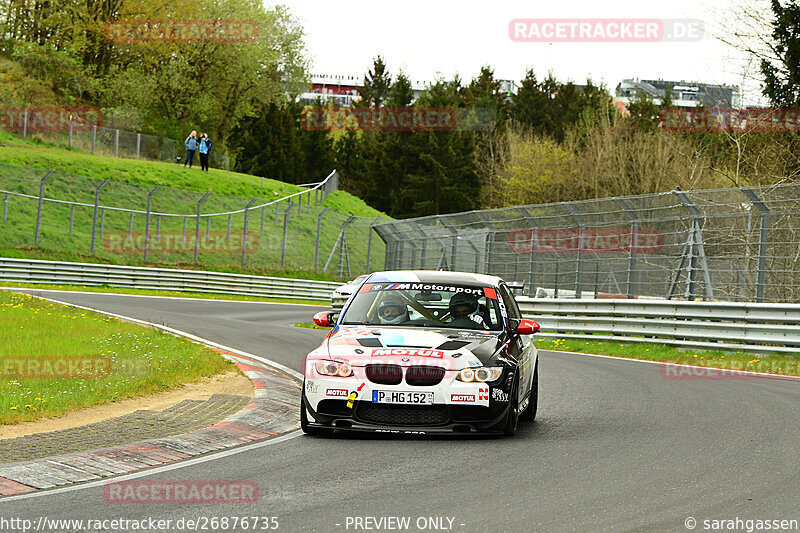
[104,480,258,504]
[0,107,102,132]
[105,19,259,43]
[103,231,259,255]
[507,228,664,254]
[508,18,703,42]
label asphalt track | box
[3,290,800,532]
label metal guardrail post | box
[670,188,714,301]
[91,125,96,153]
[69,205,74,235]
[441,218,458,271]
[337,215,356,277]
[3,194,7,222]
[194,192,211,263]
[741,188,770,302]
[68,118,73,149]
[281,202,294,269]
[314,207,331,270]
[517,207,538,295]
[144,186,161,263]
[23,109,28,138]
[114,129,119,157]
[34,171,55,246]
[136,133,141,159]
[241,198,257,267]
[563,202,585,299]
[366,217,383,274]
[614,197,639,299]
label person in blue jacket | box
[198,133,212,171]
[184,130,198,168]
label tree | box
[358,55,391,108]
[761,0,800,107]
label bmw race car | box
[301,271,540,436]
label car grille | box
[356,403,449,426]
[366,364,403,385]
[405,366,445,386]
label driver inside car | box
[377,296,410,325]
[447,293,485,329]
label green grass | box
[0,282,328,306]
[535,337,800,377]
[0,129,389,278]
[0,290,235,425]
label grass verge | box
[293,322,328,330]
[0,282,328,306]
[0,291,235,425]
[535,337,800,377]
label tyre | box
[520,363,538,422]
[502,375,520,436]
[300,388,332,436]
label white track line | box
[1,287,326,307]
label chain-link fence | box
[6,115,230,170]
[0,162,387,277]
[375,184,800,303]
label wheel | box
[520,363,538,422]
[502,375,520,436]
[300,388,332,436]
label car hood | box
[322,326,504,369]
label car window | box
[499,284,522,320]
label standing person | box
[198,133,212,172]
[184,130,198,168]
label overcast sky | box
[270,0,768,105]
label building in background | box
[614,79,742,111]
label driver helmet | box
[378,296,409,325]
[449,292,479,318]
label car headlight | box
[456,367,503,383]
[314,360,353,377]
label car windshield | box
[339,283,504,331]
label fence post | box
[91,125,96,153]
[194,192,212,263]
[241,198,257,267]
[307,190,312,213]
[100,209,105,238]
[23,109,28,138]
[68,118,73,149]
[136,133,141,159]
[156,215,161,242]
[90,181,110,255]
[227,214,232,240]
[614,197,639,299]
[741,188,770,302]
[143,185,161,264]
[314,207,331,270]
[671,188,714,301]
[114,129,119,157]
[34,171,55,246]
[69,205,74,235]
[281,203,294,269]
[182,217,187,243]
[129,212,134,237]
[563,203,585,299]
[365,217,383,273]
[260,206,265,232]
[3,194,7,222]
[517,207,538,296]
[441,218,457,271]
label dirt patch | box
[1,370,253,440]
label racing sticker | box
[483,287,497,300]
[450,394,476,403]
[371,348,444,358]
[478,387,489,401]
[326,388,349,397]
[366,283,484,297]
[491,388,509,402]
[306,380,320,394]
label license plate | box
[372,390,434,405]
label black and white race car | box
[301,270,539,436]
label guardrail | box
[517,297,800,354]
[333,292,800,354]
[0,258,340,301]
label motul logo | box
[478,387,489,400]
[451,394,475,402]
[326,388,349,397]
[371,348,444,358]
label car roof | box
[365,270,504,287]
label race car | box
[301,270,540,436]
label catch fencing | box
[375,184,800,303]
[6,115,230,170]
[0,163,388,276]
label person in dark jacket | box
[198,133,212,171]
[184,130,198,168]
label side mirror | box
[313,311,335,327]
[515,319,540,335]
